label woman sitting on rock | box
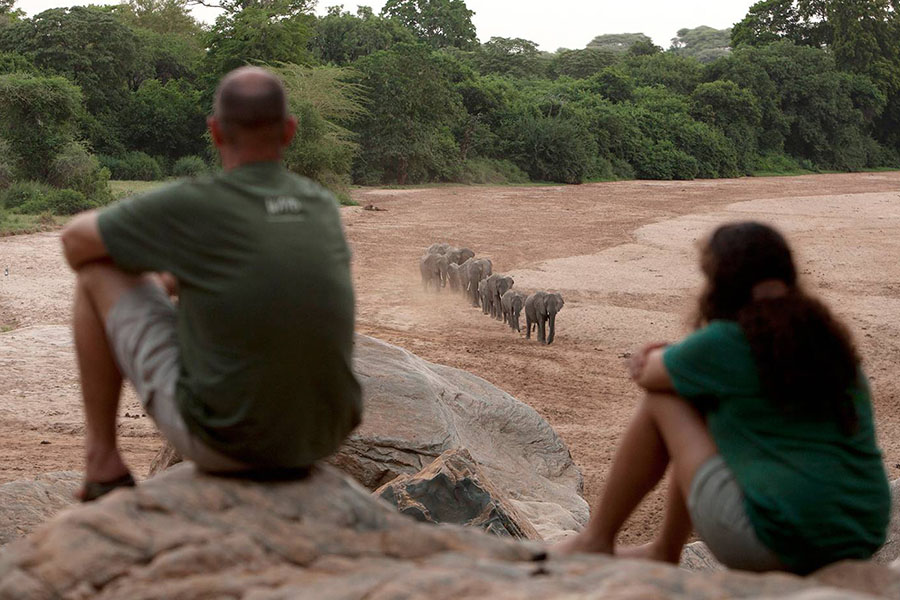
[557,221,890,574]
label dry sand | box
[2,172,899,543]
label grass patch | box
[109,179,167,200]
[0,212,68,236]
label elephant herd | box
[419,242,565,345]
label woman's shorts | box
[688,455,785,572]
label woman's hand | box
[628,342,669,380]
[628,342,675,392]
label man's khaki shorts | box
[106,282,249,473]
[688,455,785,572]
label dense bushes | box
[172,155,208,178]
[1,181,52,210]
[99,152,163,181]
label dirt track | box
[2,172,899,543]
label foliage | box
[20,188,96,216]
[587,33,654,54]
[0,73,82,181]
[203,4,313,81]
[624,53,703,95]
[632,139,699,180]
[99,152,164,181]
[121,78,206,160]
[503,114,598,184]
[552,48,619,79]
[670,26,732,63]
[0,7,140,115]
[0,51,34,74]
[274,63,366,192]
[0,180,52,210]
[172,155,209,177]
[48,142,112,202]
[472,37,548,79]
[381,0,477,50]
[457,157,529,184]
[353,43,465,184]
[116,0,201,36]
[311,6,415,66]
[0,137,14,189]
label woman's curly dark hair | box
[695,221,860,434]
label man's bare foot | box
[616,542,681,564]
[552,533,613,556]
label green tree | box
[117,0,201,36]
[584,67,635,102]
[552,48,619,79]
[311,6,415,65]
[691,80,762,171]
[0,73,82,181]
[624,53,703,95]
[670,26,732,63]
[731,0,831,48]
[273,63,366,197]
[121,78,206,160]
[587,33,654,53]
[0,7,140,114]
[381,0,478,50]
[503,113,598,183]
[472,37,548,78]
[203,4,313,81]
[353,42,465,184]
[0,0,22,28]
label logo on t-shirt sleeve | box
[265,196,305,221]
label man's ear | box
[282,116,298,147]
[208,116,225,147]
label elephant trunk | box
[547,313,556,345]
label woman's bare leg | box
[617,479,693,563]
[556,393,716,560]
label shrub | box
[19,188,96,215]
[752,152,806,174]
[172,155,209,178]
[99,152,163,181]
[0,181,53,210]
[0,138,15,189]
[632,140,699,180]
[458,158,529,184]
[505,115,598,184]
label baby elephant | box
[500,290,527,332]
[525,291,565,345]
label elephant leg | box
[547,313,556,345]
[538,315,547,344]
[525,316,532,339]
[513,313,520,332]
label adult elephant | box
[419,253,442,290]
[485,274,514,320]
[446,247,475,266]
[501,290,527,332]
[435,254,450,288]
[462,258,492,307]
[427,242,451,255]
[447,262,462,292]
[525,291,565,344]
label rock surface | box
[331,334,588,541]
[2,464,899,600]
[149,335,588,541]
[376,448,542,540]
[0,472,79,548]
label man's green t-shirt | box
[663,320,890,574]
[97,161,362,468]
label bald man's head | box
[213,67,289,144]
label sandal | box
[79,472,136,502]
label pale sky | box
[19,0,754,50]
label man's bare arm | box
[60,210,108,271]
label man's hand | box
[61,210,107,271]
[628,342,675,393]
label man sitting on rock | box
[60,66,362,501]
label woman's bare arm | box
[629,344,676,393]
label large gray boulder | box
[330,334,588,542]
[1,464,898,599]
[375,448,542,540]
[146,335,587,542]
[0,472,79,548]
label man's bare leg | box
[73,261,143,489]
[555,393,716,560]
